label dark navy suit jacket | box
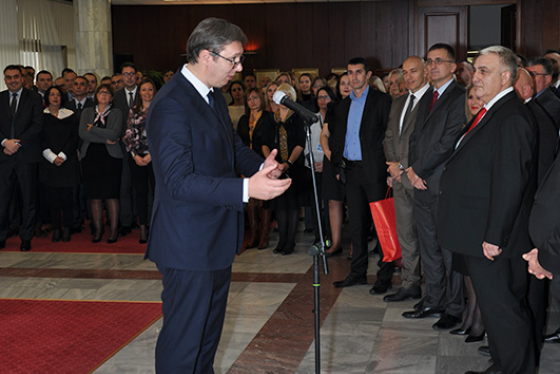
[145,70,262,271]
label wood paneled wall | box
[112,0,560,76]
[112,1,411,76]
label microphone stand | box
[303,113,329,374]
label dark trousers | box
[156,265,231,374]
[345,162,393,281]
[129,157,155,225]
[415,190,463,317]
[119,145,133,227]
[46,185,74,229]
[466,254,536,374]
[0,162,37,241]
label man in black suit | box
[0,65,43,251]
[514,67,558,354]
[113,62,138,236]
[544,50,560,99]
[383,56,430,302]
[64,76,94,117]
[402,44,465,331]
[84,73,97,100]
[524,147,560,345]
[36,70,53,102]
[330,57,394,293]
[526,57,560,131]
[438,46,537,374]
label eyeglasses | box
[317,95,331,100]
[426,58,454,66]
[528,71,550,76]
[98,91,111,95]
[210,51,245,68]
[122,72,136,77]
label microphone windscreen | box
[273,91,286,105]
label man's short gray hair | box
[478,46,518,84]
[186,18,247,64]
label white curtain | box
[18,0,64,78]
[0,0,20,90]
[0,0,65,90]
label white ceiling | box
[112,0,365,5]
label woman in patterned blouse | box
[122,78,156,244]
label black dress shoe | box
[465,331,485,343]
[383,287,422,302]
[433,313,462,330]
[369,281,392,295]
[20,240,31,252]
[544,327,560,343]
[478,345,491,357]
[0,240,6,249]
[450,327,471,336]
[92,229,104,244]
[273,247,284,254]
[325,247,343,258]
[119,225,132,236]
[413,299,424,310]
[107,234,118,244]
[62,228,71,242]
[52,229,62,243]
[465,364,502,374]
[333,276,367,288]
[402,306,444,319]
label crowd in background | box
[2,44,560,373]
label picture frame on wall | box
[331,68,347,76]
[254,69,280,88]
[292,68,319,81]
[232,72,243,82]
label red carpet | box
[0,298,162,374]
[3,229,146,254]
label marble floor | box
[1,226,559,374]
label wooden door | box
[416,6,468,60]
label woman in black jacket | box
[237,87,274,249]
[262,84,306,255]
[40,86,80,243]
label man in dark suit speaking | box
[146,18,290,373]
[438,46,537,374]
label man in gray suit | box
[383,56,430,302]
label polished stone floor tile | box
[3,226,560,374]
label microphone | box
[273,91,319,124]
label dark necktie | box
[465,108,487,136]
[401,94,415,134]
[10,92,18,138]
[428,90,439,113]
[207,90,216,112]
[128,92,134,108]
[77,102,83,111]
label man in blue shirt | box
[330,57,393,293]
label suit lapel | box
[415,88,433,132]
[399,94,416,138]
[454,91,516,153]
[177,75,234,157]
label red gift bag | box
[369,190,402,262]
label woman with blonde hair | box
[262,83,306,255]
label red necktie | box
[428,91,439,113]
[465,108,487,136]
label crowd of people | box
[0,62,159,248]
[2,37,560,373]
